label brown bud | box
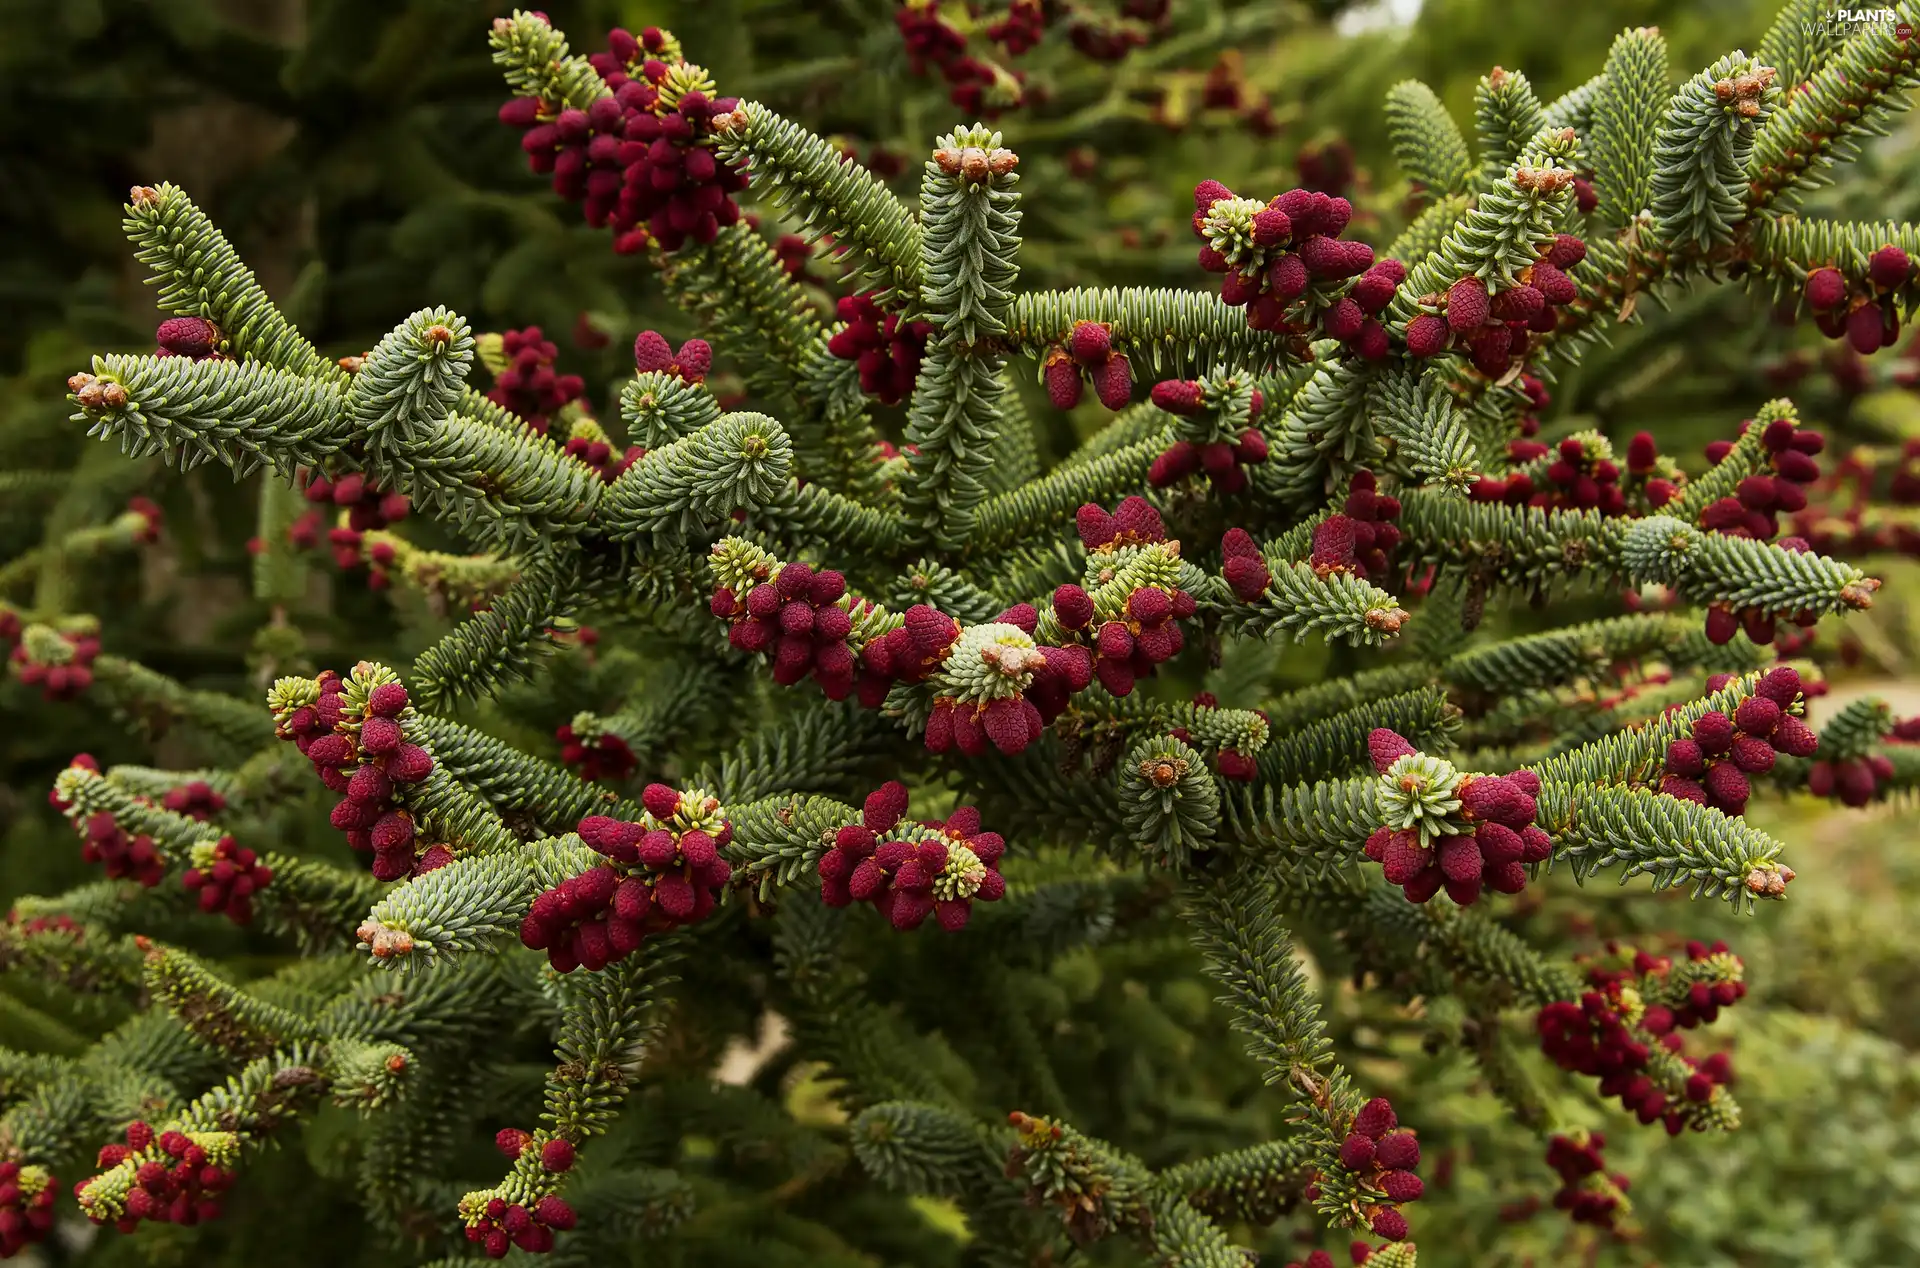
[1141,757,1188,788]
[75,382,106,409]
[1365,606,1408,634]
[933,147,962,175]
[492,17,513,36]
[364,925,415,958]
[425,325,454,345]
[959,147,991,182]
[128,185,161,208]
[100,382,128,409]
[1736,100,1761,119]
[1714,79,1736,101]
[1488,67,1508,88]
[1841,578,1881,609]
[708,110,740,135]
[988,147,1019,175]
[338,355,366,374]
[67,372,96,393]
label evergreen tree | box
[5,3,1920,1266]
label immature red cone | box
[1369,1208,1409,1240]
[1042,349,1082,409]
[156,316,220,358]
[1804,266,1848,309]
[1091,353,1133,410]
[1150,379,1205,415]
[1446,276,1489,332]
[1367,729,1415,775]
[1191,179,1235,231]
[1220,528,1271,601]
[1052,583,1095,630]
[1310,515,1359,575]
[1869,244,1912,291]
[1405,313,1448,356]
[1847,304,1886,355]
[1546,233,1587,269]
[1068,320,1112,364]
[1352,259,1405,313]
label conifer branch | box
[713,102,923,299]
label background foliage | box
[3,1,1920,1266]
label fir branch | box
[849,1101,1002,1199]
[1543,70,1609,133]
[713,102,923,299]
[1262,664,1438,726]
[142,946,316,1060]
[600,413,797,542]
[545,952,668,1139]
[1004,288,1281,378]
[726,792,857,898]
[969,434,1165,555]
[356,843,547,967]
[900,127,1023,548]
[1116,735,1221,867]
[417,714,628,828]
[1259,359,1374,507]
[252,475,308,605]
[1370,365,1476,491]
[762,478,911,555]
[1385,194,1474,268]
[1257,688,1456,786]
[1215,557,1408,648]
[1649,51,1779,250]
[1538,780,1791,908]
[621,372,721,450]
[1754,0,1844,97]
[1740,215,1920,300]
[886,559,1007,624]
[1384,80,1473,198]
[73,353,353,477]
[88,655,276,753]
[1162,1138,1317,1228]
[657,222,823,408]
[1472,67,1549,193]
[411,549,577,711]
[1185,870,1355,1208]
[122,183,329,376]
[699,701,899,805]
[1588,27,1671,227]
[1441,613,1692,695]
[1220,776,1379,870]
[349,307,474,461]
[488,8,611,112]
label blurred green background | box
[3,1,1920,1265]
